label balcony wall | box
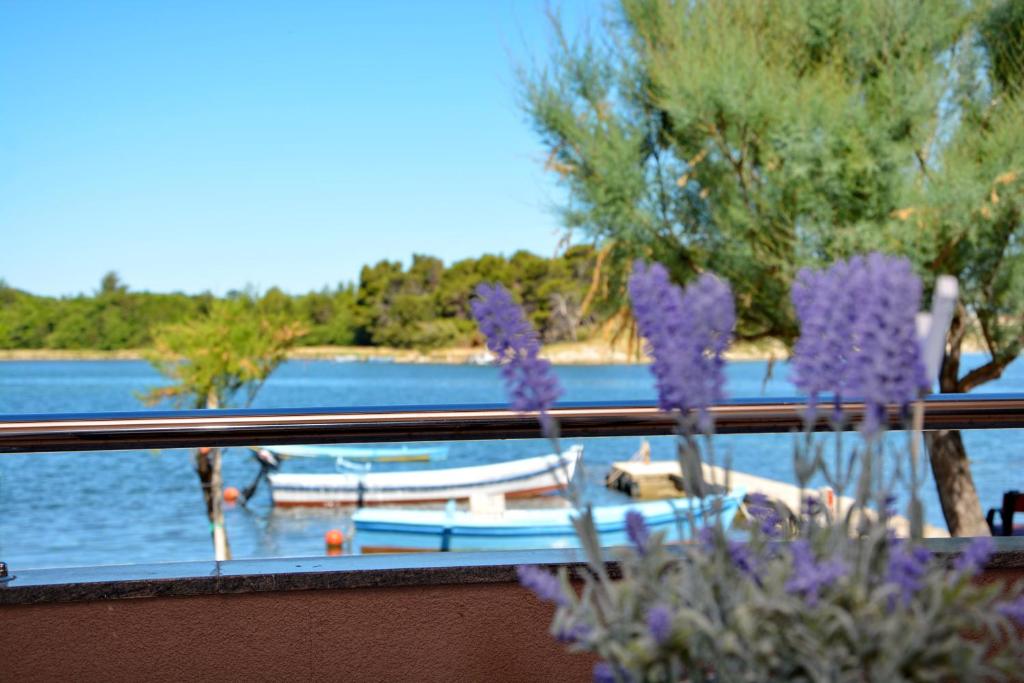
[0,549,597,682]
[2,542,1022,682]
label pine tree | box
[523,0,1023,535]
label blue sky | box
[0,1,597,296]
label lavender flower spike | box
[746,492,784,537]
[593,662,616,683]
[646,604,673,645]
[790,259,861,416]
[629,261,735,426]
[886,543,932,607]
[996,596,1024,625]
[785,540,847,606]
[471,284,563,415]
[554,621,591,644]
[791,253,929,432]
[728,540,759,579]
[516,564,569,606]
[952,536,994,576]
[849,254,930,432]
[625,509,650,554]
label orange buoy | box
[325,529,345,549]
[224,486,240,503]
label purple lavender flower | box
[728,540,759,578]
[883,494,898,519]
[791,259,863,416]
[785,540,847,606]
[886,543,932,607]
[516,564,569,606]
[952,537,994,576]
[625,509,650,554]
[471,283,563,415]
[697,525,716,551]
[629,261,735,428]
[996,596,1024,625]
[746,493,784,538]
[472,283,534,354]
[555,621,591,644]
[593,662,616,683]
[801,495,821,518]
[646,604,673,645]
[848,254,930,432]
[791,253,929,432]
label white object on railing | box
[917,275,958,390]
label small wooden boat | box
[352,490,745,553]
[262,443,449,463]
[267,445,583,507]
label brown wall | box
[5,566,1021,682]
[1,582,594,683]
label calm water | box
[1,357,1021,568]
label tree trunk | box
[922,308,991,537]
[195,392,232,561]
[193,446,233,560]
[924,430,990,537]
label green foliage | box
[352,248,600,349]
[980,0,1024,96]
[522,0,1023,350]
[0,250,598,352]
[293,287,359,346]
[0,275,203,350]
[141,297,305,409]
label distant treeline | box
[0,247,604,351]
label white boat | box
[267,445,583,507]
[467,351,496,365]
[351,489,746,553]
[262,443,449,463]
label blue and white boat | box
[268,446,583,507]
[352,489,745,553]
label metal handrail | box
[1,393,1022,454]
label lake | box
[1,357,1021,568]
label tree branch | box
[707,122,758,219]
[957,351,1017,393]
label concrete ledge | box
[2,538,1023,606]
[0,548,595,606]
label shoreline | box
[0,338,993,365]
[0,340,788,364]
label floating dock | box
[606,460,949,538]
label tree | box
[142,297,305,559]
[523,0,1023,535]
[99,271,127,296]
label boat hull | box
[264,444,449,463]
[352,490,745,553]
[268,446,582,507]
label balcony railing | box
[1,391,1023,676]
[1,395,1021,577]
[2,393,1023,453]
